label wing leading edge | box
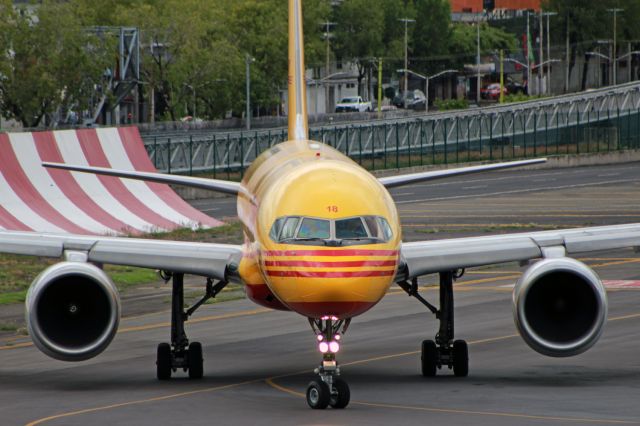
[0,230,242,281]
[43,162,242,196]
[400,223,640,280]
[379,158,547,189]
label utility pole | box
[399,18,415,108]
[324,21,335,114]
[607,8,623,86]
[526,11,531,95]
[565,14,570,93]
[377,58,383,115]
[539,10,544,95]
[477,15,481,104]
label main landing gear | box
[156,272,228,380]
[398,270,469,377]
[306,317,351,409]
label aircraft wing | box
[0,230,243,281]
[43,162,242,196]
[379,158,546,189]
[399,223,640,279]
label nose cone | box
[262,247,399,318]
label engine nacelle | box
[513,257,607,357]
[25,262,120,362]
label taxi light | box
[334,334,341,341]
[317,335,324,342]
[329,341,340,353]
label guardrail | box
[143,82,640,176]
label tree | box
[333,0,386,95]
[412,0,452,75]
[0,1,113,127]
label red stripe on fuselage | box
[263,249,398,257]
[266,270,395,278]
[285,301,377,318]
[264,260,397,268]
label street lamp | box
[397,68,456,112]
[245,54,255,131]
[606,8,624,85]
[542,12,557,94]
[398,18,415,108]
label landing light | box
[319,341,329,353]
[329,341,340,353]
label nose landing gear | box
[306,317,351,409]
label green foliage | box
[413,0,452,74]
[0,0,113,127]
[434,97,468,111]
[503,93,547,103]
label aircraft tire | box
[157,343,172,380]
[306,380,330,409]
[329,378,350,409]
[188,342,204,379]
[453,340,469,377]
[421,340,438,377]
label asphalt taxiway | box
[2,162,640,425]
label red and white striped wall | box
[0,127,223,235]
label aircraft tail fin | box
[287,0,309,141]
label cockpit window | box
[270,215,393,246]
[298,218,331,239]
[336,217,368,239]
[279,217,300,240]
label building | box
[450,0,540,13]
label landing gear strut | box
[398,270,468,377]
[156,272,228,380]
[306,317,351,409]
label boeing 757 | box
[2,0,636,410]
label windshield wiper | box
[280,237,328,244]
[338,237,382,244]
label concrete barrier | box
[0,127,222,235]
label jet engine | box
[513,257,607,357]
[25,262,120,361]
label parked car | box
[335,96,372,113]
[392,90,427,110]
[506,79,526,95]
[481,83,508,100]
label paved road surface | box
[1,162,640,425]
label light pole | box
[607,8,623,85]
[397,68,456,112]
[399,18,415,108]
[245,54,254,131]
[323,21,336,113]
[543,12,557,94]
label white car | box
[335,96,372,113]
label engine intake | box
[25,262,120,362]
[513,257,607,357]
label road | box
[1,162,640,425]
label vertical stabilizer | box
[288,0,309,141]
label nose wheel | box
[306,317,352,409]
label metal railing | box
[143,82,640,176]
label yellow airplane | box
[5,0,632,410]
